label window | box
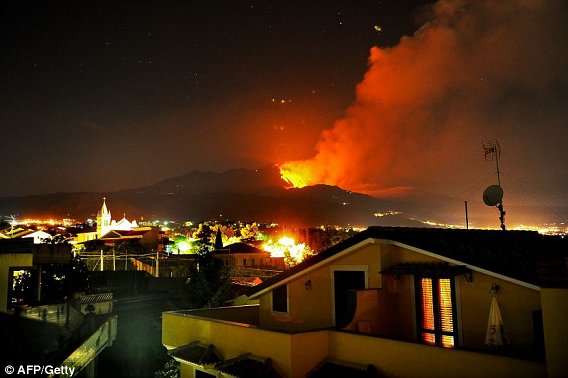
[272,284,288,313]
[415,277,457,348]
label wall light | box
[489,282,500,294]
[305,279,312,290]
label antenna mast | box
[483,140,502,186]
[482,140,506,230]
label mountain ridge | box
[0,166,563,228]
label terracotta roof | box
[231,276,263,287]
[247,227,568,297]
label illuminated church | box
[96,197,138,238]
[75,198,166,253]
[76,198,139,243]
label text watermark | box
[4,365,75,376]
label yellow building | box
[162,227,568,378]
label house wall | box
[258,241,382,332]
[162,311,546,378]
[458,272,541,352]
[328,331,545,378]
[162,312,295,378]
[258,240,543,355]
[385,244,542,352]
[540,287,568,378]
[0,253,34,312]
[76,232,97,243]
[215,252,273,267]
[139,227,163,251]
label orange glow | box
[279,165,311,188]
[421,278,436,345]
[262,236,313,266]
[276,0,568,209]
[439,278,455,348]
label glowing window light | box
[419,277,455,348]
[421,278,436,345]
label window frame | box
[271,284,289,315]
[414,275,459,348]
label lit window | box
[272,284,288,313]
[416,277,457,348]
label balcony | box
[163,305,545,378]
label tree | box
[9,256,89,308]
[214,227,223,249]
[42,234,69,244]
[40,256,90,304]
[153,359,179,378]
[240,223,259,240]
[11,269,34,309]
[284,244,314,268]
[183,257,232,309]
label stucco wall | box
[329,331,545,378]
[257,239,542,354]
[459,272,541,352]
[258,241,382,331]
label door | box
[334,270,366,327]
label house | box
[20,229,53,244]
[213,242,285,270]
[99,227,167,252]
[162,227,568,378]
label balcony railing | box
[163,307,546,378]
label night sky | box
[1,1,567,215]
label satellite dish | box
[483,185,504,206]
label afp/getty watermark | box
[4,365,76,376]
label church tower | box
[96,197,112,238]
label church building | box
[96,197,138,238]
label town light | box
[177,241,191,254]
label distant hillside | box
[0,166,564,228]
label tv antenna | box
[482,140,506,230]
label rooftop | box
[247,227,568,297]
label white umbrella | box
[485,296,508,347]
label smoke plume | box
[280,0,568,204]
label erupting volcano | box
[278,0,567,206]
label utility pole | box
[155,250,159,278]
[100,250,104,271]
[464,200,469,230]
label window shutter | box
[417,277,457,348]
